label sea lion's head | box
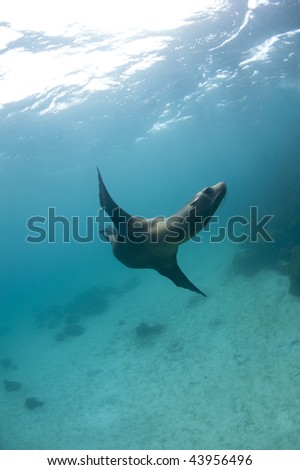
[191,181,227,218]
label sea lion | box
[97,168,226,295]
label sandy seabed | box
[1,242,300,450]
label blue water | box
[0,0,300,450]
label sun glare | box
[1,0,222,35]
[0,0,226,111]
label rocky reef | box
[288,246,300,296]
[232,193,300,296]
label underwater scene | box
[0,0,300,450]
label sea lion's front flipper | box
[97,167,132,235]
[156,263,206,296]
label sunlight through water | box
[0,0,228,110]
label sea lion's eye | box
[203,187,213,195]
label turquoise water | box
[0,0,300,449]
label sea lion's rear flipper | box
[97,167,132,235]
[156,263,206,296]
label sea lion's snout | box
[213,181,227,196]
[210,181,227,206]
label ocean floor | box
[1,242,300,450]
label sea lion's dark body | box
[97,168,226,295]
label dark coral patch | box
[0,358,17,371]
[63,324,85,337]
[25,397,45,410]
[4,380,21,392]
[136,322,165,337]
[65,286,108,318]
[54,332,67,342]
[54,324,85,341]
